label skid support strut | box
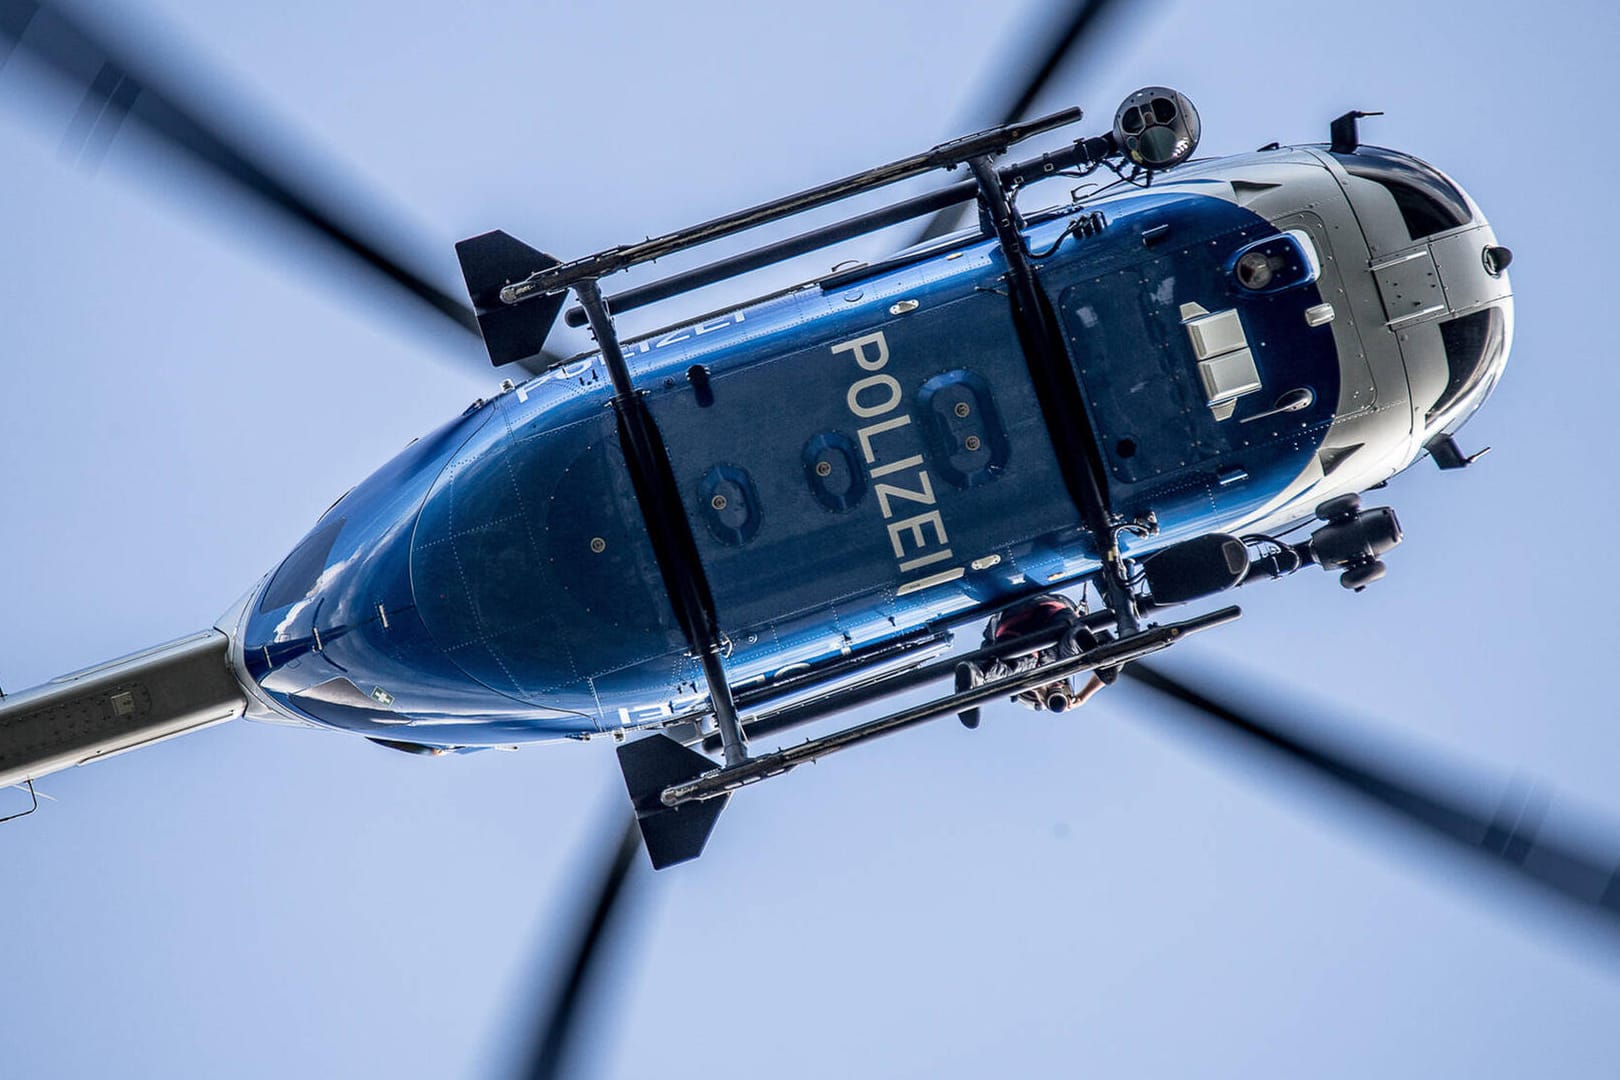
[573,281,749,767]
[965,156,1141,635]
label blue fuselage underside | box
[242,189,1339,744]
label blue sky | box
[3,1,1620,1077]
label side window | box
[1429,308,1505,422]
[1333,148,1471,241]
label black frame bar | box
[664,606,1241,808]
[703,596,1173,754]
[502,108,1086,305]
[729,625,953,709]
[965,154,1140,635]
[573,279,750,766]
[562,131,1119,328]
[704,625,1068,754]
[562,183,973,328]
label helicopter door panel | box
[647,290,1076,632]
[1052,219,1345,501]
[1057,254,1212,484]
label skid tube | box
[499,107,1084,306]
[704,620,1066,754]
[659,605,1239,810]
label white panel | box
[1186,309,1246,360]
[1199,348,1262,404]
[1373,248,1445,326]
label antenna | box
[1,779,39,824]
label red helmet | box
[990,595,1076,643]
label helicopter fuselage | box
[224,144,1511,748]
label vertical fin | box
[616,734,730,869]
[454,230,565,368]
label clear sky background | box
[3,1,1619,1077]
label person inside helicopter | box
[954,593,1108,729]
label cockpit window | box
[259,517,346,612]
[1429,307,1505,422]
[1332,147,1471,240]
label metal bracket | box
[1329,110,1384,155]
[572,280,749,767]
[966,155,1140,636]
[1425,432,1491,470]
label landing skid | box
[619,605,1239,868]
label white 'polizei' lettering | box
[847,374,902,418]
[856,416,910,463]
[874,470,935,518]
[831,331,889,371]
[829,328,958,590]
[870,453,923,479]
[515,357,595,401]
[887,510,948,558]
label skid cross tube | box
[966,154,1141,636]
[662,606,1241,808]
[501,107,1085,305]
[573,280,749,767]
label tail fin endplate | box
[454,230,565,368]
[616,734,729,869]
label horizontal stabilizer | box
[617,734,729,869]
[454,230,566,368]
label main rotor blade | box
[1123,662,1620,936]
[520,815,643,1080]
[909,0,1132,247]
[0,1,551,370]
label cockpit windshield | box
[1429,306,1506,423]
[259,516,346,612]
[1330,146,1472,241]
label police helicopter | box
[3,2,1619,1074]
[0,67,1515,862]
